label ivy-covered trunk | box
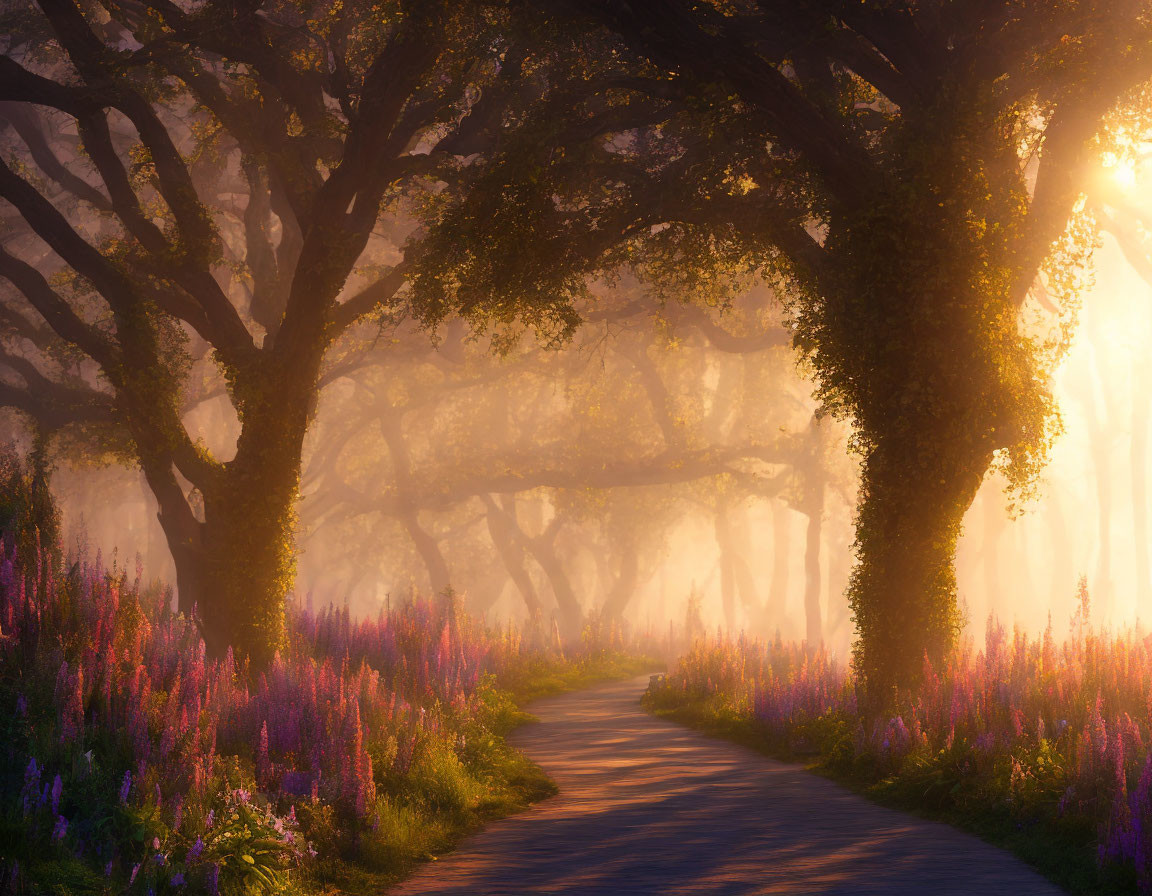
[175,360,318,668]
[196,454,300,668]
[849,433,994,700]
[798,89,1071,703]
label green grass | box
[645,696,1132,896]
[499,651,664,704]
[302,734,556,895]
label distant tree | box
[415,0,1152,698]
[294,282,831,634]
[1097,191,1152,609]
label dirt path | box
[390,676,1064,895]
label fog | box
[27,163,1150,660]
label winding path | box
[391,676,1064,895]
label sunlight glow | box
[1113,157,1138,190]
[1101,150,1139,190]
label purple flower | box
[21,757,40,816]
[280,771,313,797]
[50,775,62,815]
[118,771,131,805]
[187,837,204,862]
[23,757,39,789]
[51,815,67,841]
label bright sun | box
[1100,148,1140,191]
[1112,157,1139,189]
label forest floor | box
[389,676,1065,895]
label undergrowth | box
[645,598,1150,895]
[0,450,663,894]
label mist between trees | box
[45,224,1152,661]
[4,0,1152,699]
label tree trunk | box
[400,510,451,596]
[602,540,639,621]
[982,486,1006,614]
[825,517,853,647]
[714,504,738,630]
[141,458,205,619]
[732,555,761,624]
[182,364,317,668]
[850,435,993,699]
[726,504,762,621]
[1046,487,1075,610]
[1133,366,1150,609]
[194,447,299,668]
[768,500,791,614]
[801,415,827,648]
[380,413,451,596]
[1081,379,1114,618]
[531,534,583,641]
[483,495,542,619]
[802,502,823,648]
[484,497,582,639]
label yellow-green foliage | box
[409,742,481,814]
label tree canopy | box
[413,0,1152,695]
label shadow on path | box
[390,676,1064,895]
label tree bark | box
[177,359,319,667]
[850,434,993,699]
[195,422,303,667]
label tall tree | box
[415,0,1152,696]
[0,0,540,665]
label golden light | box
[1100,150,1139,190]
[1112,157,1138,190]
